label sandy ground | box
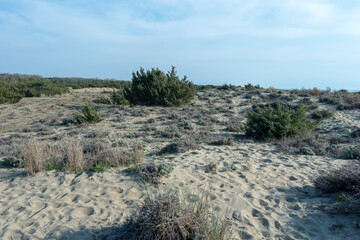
[1,144,359,239]
[0,88,360,239]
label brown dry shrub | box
[314,163,360,194]
[124,190,231,240]
[276,133,328,156]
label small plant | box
[246,103,314,140]
[210,137,234,146]
[94,96,111,104]
[311,110,334,120]
[158,137,198,155]
[46,159,65,171]
[75,103,102,124]
[0,156,24,168]
[123,190,231,239]
[89,157,110,173]
[137,163,175,184]
[205,162,217,173]
[244,83,261,91]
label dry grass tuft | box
[26,139,46,175]
[66,141,85,170]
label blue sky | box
[1,0,360,90]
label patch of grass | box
[89,158,110,173]
[46,159,65,171]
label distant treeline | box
[0,74,129,104]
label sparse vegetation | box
[314,163,360,214]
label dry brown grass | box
[25,139,46,175]
[66,141,85,170]
[104,144,143,167]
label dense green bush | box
[75,103,102,124]
[110,88,129,105]
[124,66,196,107]
[0,87,22,104]
[311,110,334,120]
[246,103,314,140]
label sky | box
[1,0,360,90]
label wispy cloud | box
[0,0,360,89]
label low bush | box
[75,103,102,124]
[276,133,328,156]
[314,163,360,214]
[0,87,22,104]
[94,96,111,104]
[244,83,261,91]
[0,156,24,168]
[326,144,360,160]
[246,103,314,140]
[124,66,196,107]
[315,164,360,194]
[124,190,231,239]
[210,137,234,146]
[110,88,129,105]
[136,163,175,184]
[158,137,198,155]
[311,110,334,120]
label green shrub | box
[0,87,22,104]
[244,83,261,91]
[0,156,24,168]
[94,96,111,104]
[124,66,196,107]
[89,158,110,173]
[246,103,314,140]
[75,103,102,124]
[311,110,334,120]
[110,88,129,105]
